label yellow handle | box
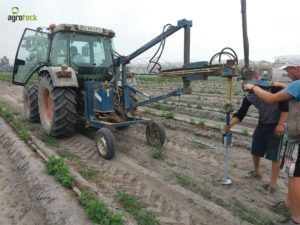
[226,78,232,104]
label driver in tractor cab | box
[70,46,86,64]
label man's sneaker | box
[262,183,276,194]
[271,201,291,218]
[245,170,262,179]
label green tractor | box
[13,24,116,138]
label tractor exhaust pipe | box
[241,0,251,80]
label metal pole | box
[221,77,232,185]
[184,26,190,65]
[183,26,191,89]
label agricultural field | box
[0,72,291,225]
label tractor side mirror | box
[15,58,25,66]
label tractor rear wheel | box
[23,85,40,122]
[38,75,77,137]
[146,121,166,146]
[95,128,115,159]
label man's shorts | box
[251,124,282,161]
[295,146,300,177]
[281,142,300,177]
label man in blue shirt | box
[244,56,300,224]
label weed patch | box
[46,156,75,188]
[163,110,174,119]
[80,191,124,225]
[0,100,32,142]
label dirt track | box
[0,80,290,225]
[0,116,95,225]
[0,139,44,225]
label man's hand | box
[224,125,230,133]
[270,82,287,89]
[243,83,255,92]
[274,123,285,137]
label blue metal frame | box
[85,19,193,129]
[89,118,151,129]
[132,88,184,108]
[115,19,192,112]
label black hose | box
[147,24,174,73]
[209,47,238,66]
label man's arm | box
[270,82,287,89]
[224,97,251,132]
[274,112,288,137]
[243,84,293,103]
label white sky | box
[1,0,300,64]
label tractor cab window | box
[70,43,88,65]
[13,28,50,85]
[69,33,113,68]
[50,32,68,66]
[93,42,106,66]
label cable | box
[209,47,238,66]
[147,24,174,73]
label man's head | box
[250,69,259,80]
[70,46,78,58]
[280,56,300,80]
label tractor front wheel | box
[95,128,116,159]
[23,85,40,122]
[146,121,166,146]
[38,75,77,137]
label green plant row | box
[46,156,76,188]
[0,100,32,142]
[80,191,124,225]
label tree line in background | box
[0,56,13,72]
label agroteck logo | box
[8,7,38,22]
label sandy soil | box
[0,142,44,225]
[0,81,96,225]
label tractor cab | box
[13,24,116,86]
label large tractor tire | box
[38,75,77,137]
[23,85,40,122]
